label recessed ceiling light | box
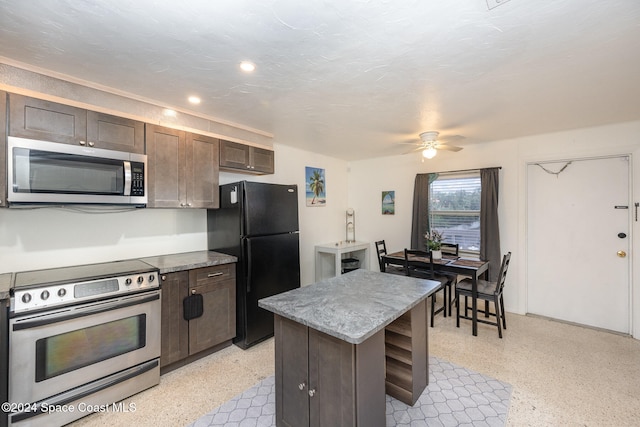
[163,109,177,117]
[240,61,256,72]
[188,96,201,105]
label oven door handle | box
[12,292,160,331]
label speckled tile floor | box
[187,356,512,427]
[70,312,640,427]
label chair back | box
[375,240,388,270]
[441,242,459,256]
[403,248,435,278]
[493,252,512,294]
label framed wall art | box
[382,191,395,215]
[305,166,326,206]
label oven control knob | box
[41,290,50,300]
[58,288,66,298]
[137,276,144,284]
[149,274,155,283]
[125,278,132,286]
[21,293,32,304]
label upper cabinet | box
[8,93,144,153]
[145,124,219,209]
[0,91,7,207]
[219,139,274,175]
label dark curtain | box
[410,173,437,250]
[480,167,501,280]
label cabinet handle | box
[308,389,316,397]
[191,289,197,295]
[79,140,87,146]
[298,382,306,391]
[207,272,224,278]
[88,141,95,147]
[161,275,167,281]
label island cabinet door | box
[275,315,309,426]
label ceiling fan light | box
[422,147,437,159]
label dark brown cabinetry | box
[145,124,220,208]
[160,264,236,371]
[0,91,7,207]
[274,315,385,427]
[219,139,274,175]
[8,93,144,153]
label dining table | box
[381,250,490,336]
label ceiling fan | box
[402,131,464,159]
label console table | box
[314,241,370,281]
[259,270,440,426]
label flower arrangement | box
[425,229,444,251]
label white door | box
[527,156,630,333]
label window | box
[429,173,481,254]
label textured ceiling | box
[1,0,639,160]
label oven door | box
[9,290,160,404]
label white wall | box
[0,207,208,273]
[348,120,640,339]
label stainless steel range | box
[7,260,160,427]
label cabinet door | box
[188,265,236,354]
[250,147,275,174]
[308,329,358,427]
[275,315,310,427]
[0,91,6,207]
[145,124,187,207]
[219,139,250,170]
[160,271,189,367]
[8,94,87,145]
[186,133,219,209]
[86,111,144,153]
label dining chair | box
[403,249,452,327]
[375,240,405,275]
[455,252,512,338]
[440,242,460,316]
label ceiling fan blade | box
[403,146,425,154]
[396,138,421,145]
[435,144,463,152]
[438,134,465,143]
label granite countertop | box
[0,273,13,301]
[259,269,440,345]
[140,250,237,274]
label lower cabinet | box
[274,315,385,427]
[160,264,236,370]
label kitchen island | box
[259,269,440,427]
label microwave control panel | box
[131,162,145,196]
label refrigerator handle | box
[246,238,252,293]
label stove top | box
[14,259,157,289]
[11,259,159,314]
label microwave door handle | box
[123,161,132,196]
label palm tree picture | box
[305,167,326,206]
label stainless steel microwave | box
[7,136,147,207]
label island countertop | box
[258,269,439,344]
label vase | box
[432,249,442,260]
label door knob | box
[617,250,627,258]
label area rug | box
[187,356,512,427]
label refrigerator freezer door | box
[241,232,300,348]
[243,181,299,236]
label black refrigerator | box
[207,181,301,349]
